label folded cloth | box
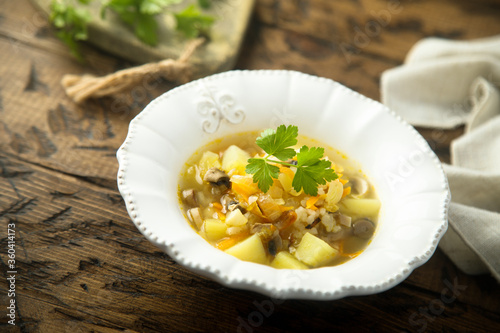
[381,35,500,282]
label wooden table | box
[1,0,499,332]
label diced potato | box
[325,180,343,211]
[199,151,221,177]
[340,198,381,217]
[225,209,248,226]
[267,183,283,199]
[294,232,338,267]
[226,225,248,235]
[224,234,268,264]
[278,172,302,196]
[203,219,227,241]
[271,251,309,270]
[221,145,250,174]
[278,172,292,192]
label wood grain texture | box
[0,0,178,183]
[0,154,499,333]
[1,0,500,332]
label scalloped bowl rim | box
[117,69,450,300]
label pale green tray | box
[31,0,254,76]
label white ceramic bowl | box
[117,70,450,300]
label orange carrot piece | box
[305,194,326,210]
[338,240,362,259]
[342,186,351,199]
[231,176,259,202]
[215,231,250,251]
[209,202,225,220]
[279,205,295,212]
[211,202,223,211]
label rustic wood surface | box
[1,0,500,332]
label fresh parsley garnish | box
[50,0,216,60]
[50,0,92,62]
[245,125,338,196]
[102,0,184,46]
[174,4,216,38]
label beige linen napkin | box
[381,35,500,282]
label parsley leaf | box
[255,124,297,161]
[292,146,338,195]
[246,158,280,193]
[51,0,215,60]
[141,0,182,15]
[174,4,215,38]
[197,0,212,9]
[296,145,324,167]
[50,0,92,62]
[246,126,338,196]
[103,0,176,46]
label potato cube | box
[224,234,268,264]
[225,209,248,227]
[340,198,381,217]
[294,232,338,267]
[271,251,309,270]
[203,219,227,241]
[222,145,250,174]
[199,151,221,177]
[278,172,293,193]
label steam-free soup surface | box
[178,131,380,269]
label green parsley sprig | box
[101,0,184,46]
[245,125,338,196]
[174,4,215,38]
[50,0,216,60]
[50,0,92,62]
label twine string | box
[61,38,205,103]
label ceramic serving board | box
[30,0,254,76]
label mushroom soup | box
[178,131,380,269]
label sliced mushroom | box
[220,194,245,214]
[182,189,197,207]
[268,234,283,256]
[251,223,275,240]
[203,168,231,189]
[220,194,234,212]
[333,212,352,227]
[286,159,298,166]
[352,218,375,239]
[187,207,203,229]
[349,177,369,196]
[227,202,247,214]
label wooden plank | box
[0,31,174,183]
[236,23,400,101]
[1,0,500,332]
[0,153,499,332]
[0,0,120,70]
[240,0,500,102]
[255,0,500,64]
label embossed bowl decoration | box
[117,70,450,300]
